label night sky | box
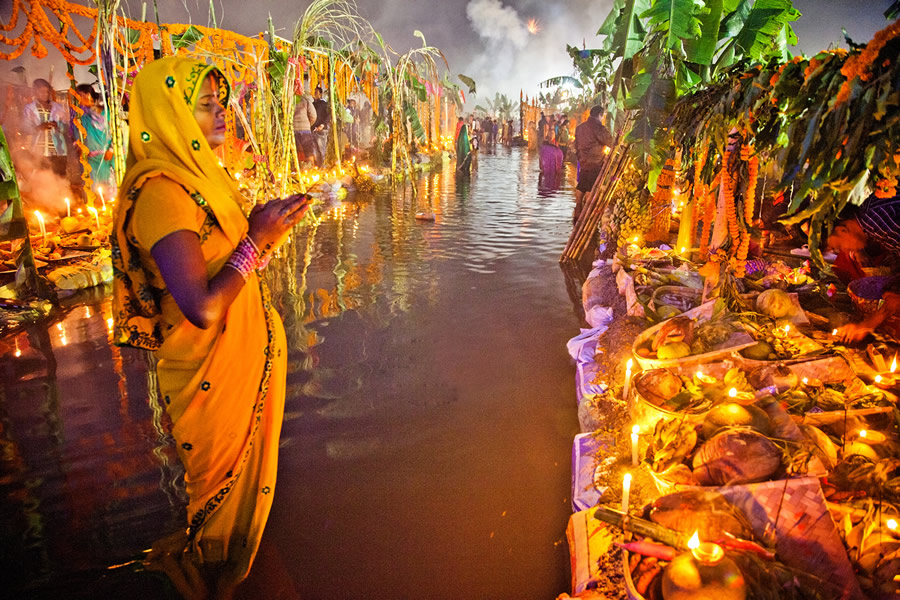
[1,1,894,102]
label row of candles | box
[32,187,112,246]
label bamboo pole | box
[568,149,629,260]
[561,132,631,261]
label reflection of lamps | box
[662,531,747,600]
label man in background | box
[292,74,318,165]
[23,79,68,178]
[573,105,614,223]
[311,86,330,167]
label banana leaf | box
[732,0,800,62]
[404,102,426,144]
[458,74,477,95]
[610,0,651,60]
[639,0,705,51]
[172,25,204,50]
[684,0,724,66]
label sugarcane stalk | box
[573,148,630,258]
[564,143,630,260]
[593,505,689,550]
[563,130,630,259]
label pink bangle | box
[224,237,260,280]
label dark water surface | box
[1,148,584,599]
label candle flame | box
[832,329,838,335]
[696,370,703,379]
[887,518,898,530]
[626,358,633,370]
[632,424,639,435]
[892,356,897,373]
[34,210,44,225]
[859,430,868,439]
[802,377,809,384]
[680,247,686,253]
[728,387,737,398]
[688,531,700,550]
[875,375,883,384]
[623,472,632,485]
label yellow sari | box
[111,57,285,585]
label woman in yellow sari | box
[112,57,309,598]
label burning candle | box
[631,425,640,467]
[887,518,898,531]
[87,206,100,232]
[621,472,632,513]
[64,197,70,218]
[728,387,738,398]
[97,186,106,211]
[624,358,634,401]
[34,211,46,246]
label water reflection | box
[2,148,583,598]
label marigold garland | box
[837,19,900,104]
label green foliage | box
[458,74,477,95]
[171,25,205,50]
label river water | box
[1,147,587,599]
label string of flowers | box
[836,20,900,104]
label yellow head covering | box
[112,56,246,349]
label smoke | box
[466,0,530,50]
[10,149,73,218]
[463,0,616,103]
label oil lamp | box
[661,531,746,600]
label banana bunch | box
[611,166,651,247]
[648,417,698,473]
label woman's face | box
[193,74,226,150]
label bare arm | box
[150,195,310,329]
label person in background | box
[344,98,359,153]
[826,195,900,342]
[23,78,69,178]
[557,115,570,161]
[455,116,473,174]
[573,105,614,223]
[539,117,563,175]
[311,85,330,167]
[536,112,547,147]
[112,57,310,598]
[75,83,116,195]
[292,74,318,165]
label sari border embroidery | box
[186,277,277,539]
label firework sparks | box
[527,18,540,35]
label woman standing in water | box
[112,57,309,598]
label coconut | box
[799,424,838,469]
[740,341,774,360]
[650,489,755,541]
[692,429,782,485]
[636,369,683,404]
[756,289,794,318]
[702,403,771,439]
